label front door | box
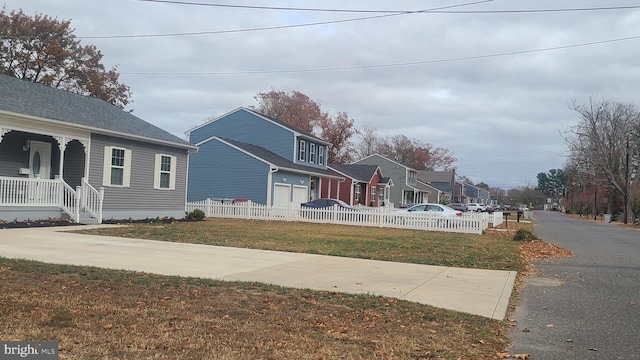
[29,140,51,179]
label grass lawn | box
[0,218,536,359]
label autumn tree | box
[355,130,457,171]
[252,89,325,133]
[251,88,358,163]
[0,7,131,108]
[564,97,640,223]
[318,111,357,164]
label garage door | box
[273,183,291,207]
[292,185,308,205]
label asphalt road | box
[509,211,640,359]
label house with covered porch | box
[322,163,393,207]
[0,74,196,223]
[353,154,431,207]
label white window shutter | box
[153,154,161,189]
[123,149,132,187]
[169,156,177,190]
[102,146,112,186]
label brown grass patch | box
[1,260,509,359]
[0,217,572,359]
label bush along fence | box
[186,199,504,235]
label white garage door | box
[292,185,308,205]
[273,183,291,207]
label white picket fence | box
[186,199,504,234]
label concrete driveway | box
[0,225,517,320]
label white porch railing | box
[0,176,103,224]
[77,178,104,224]
[186,199,501,234]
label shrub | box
[185,209,206,221]
[565,209,572,214]
[512,229,538,242]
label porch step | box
[78,210,100,225]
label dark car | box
[448,203,468,212]
[301,198,357,210]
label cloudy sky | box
[5,0,640,189]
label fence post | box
[206,198,212,217]
[74,185,81,223]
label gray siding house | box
[418,170,463,204]
[354,154,431,207]
[186,107,341,206]
[0,75,196,223]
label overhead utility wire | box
[136,0,640,14]
[78,0,492,39]
[81,2,640,39]
[121,35,640,75]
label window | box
[371,186,376,201]
[102,146,131,187]
[298,140,306,161]
[354,184,361,201]
[318,146,325,165]
[309,143,316,164]
[154,154,177,190]
[379,188,384,201]
[408,170,417,185]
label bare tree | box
[564,97,640,223]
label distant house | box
[185,107,342,206]
[322,163,393,206]
[418,170,462,204]
[463,183,490,204]
[353,154,432,207]
[0,74,197,223]
[415,180,443,204]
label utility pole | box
[593,173,597,221]
[624,136,630,224]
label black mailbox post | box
[503,212,510,228]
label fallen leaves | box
[519,240,574,261]
[497,353,529,359]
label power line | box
[80,0,492,39]
[136,0,640,15]
[120,34,640,75]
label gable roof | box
[418,170,455,183]
[428,181,453,193]
[0,74,194,149]
[214,137,341,179]
[186,107,329,145]
[354,153,419,171]
[328,163,380,183]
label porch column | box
[54,136,67,180]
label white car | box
[395,203,463,217]
[466,203,486,212]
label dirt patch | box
[0,218,79,229]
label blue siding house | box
[186,107,341,206]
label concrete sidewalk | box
[0,226,517,320]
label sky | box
[4,0,640,189]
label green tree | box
[536,169,567,198]
[0,7,131,108]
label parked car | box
[448,203,468,212]
[484,206,495,213]
[301,198,358,210]
[466,203,485,212]
[301,198,365,222]
[395,203,463,217]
